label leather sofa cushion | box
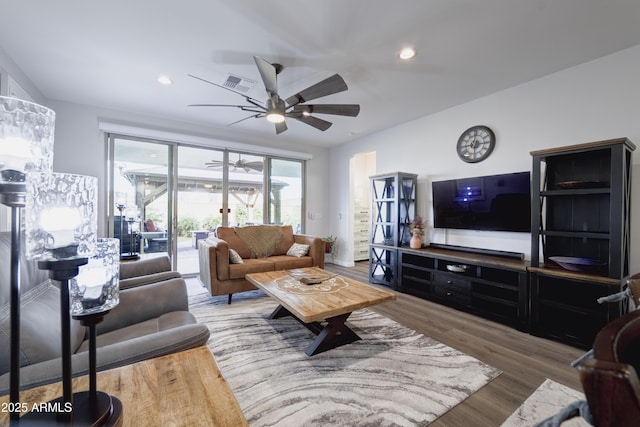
[228,259,274,280]
[273,225,295,256]
[217,225,295,258]
[269,255,314,271]
[0,280,85,375]
[216,227,252,259]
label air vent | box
[222,74,256,93]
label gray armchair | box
[0,233,210,394]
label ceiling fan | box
[188,56,360,134]
[205,156,263,172]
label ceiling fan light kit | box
[266,112,285,124]
[189,56,360,134]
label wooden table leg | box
[267,304,362,356]
[269,304,293,319]
[305,313,361,356]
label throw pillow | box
[287,243,309,258]
[229,248,244,264]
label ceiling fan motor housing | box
[266,96,285,112]
[266,96,286,123]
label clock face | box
[456,126,495,163]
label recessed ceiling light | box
[398,47,417,60]
[157,75,173,85]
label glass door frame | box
[266,156,306,230]
[106,133,175,261]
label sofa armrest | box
[294,234,325,268]
[199,237,230,284]
[0,324,210,393]
[97,277,189,334]
[120,254,173,279]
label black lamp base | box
[119,253,139,261]
[20,391,123,426]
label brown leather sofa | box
[198,225,324,303]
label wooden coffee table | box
[245,267,396,356]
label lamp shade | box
[70,238,120,316]
[0,96,55,183]
[25,172,98,260]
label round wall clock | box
[456,125,495,163]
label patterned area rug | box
[189,290,501,426]
[501,379,590,427]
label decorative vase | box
[410,234,422,249]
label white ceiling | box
[2,0,640,148]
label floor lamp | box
[0,96,55,423]
[22,172,122,425]
[0,181,26,423]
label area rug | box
[501,379,590,427]
[189,290,501,426]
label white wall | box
[45,101,331,237]
[330,44,640,272]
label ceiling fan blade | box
[189,104,247,107]
[188,74,264,106]
[291,115,333,131]
[275,121,288,134]
[292,104,360,117]
[254,56,278,96]
[205,160,225,168]
[285,74,348,106]
[227,113,263,126]
[244,161,264,172]
[188,103,265,113]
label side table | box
[0,346,247,426]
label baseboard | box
[327,259,355,267]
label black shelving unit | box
[369,172,417,288]
[529,138,635,348]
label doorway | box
[350,151,375,263]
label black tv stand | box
[428,243,525,260]
[397,246,529,331]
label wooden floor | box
[324,261,586,427]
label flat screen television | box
[432,171,531,232]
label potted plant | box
[409,215,424,249]
[322,235,337,256]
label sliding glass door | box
[268,158,304,232]
[109,135,305,275]
[225,151,265,226]
[110,137,173,259]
